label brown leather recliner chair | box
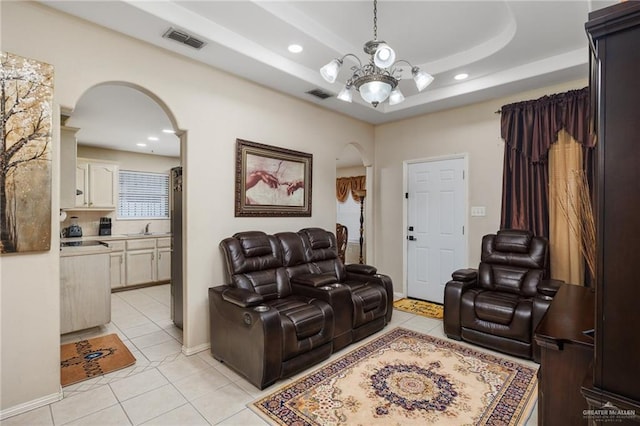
[443,229,562,362]
[209,231,334,389]
[276,228,393,350]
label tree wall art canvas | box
[1,52,53,254]
[235,139,312,217]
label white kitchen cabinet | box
[75,159,118,209]
[76,162,89,207]
[107,240,126,289]
[157,247,172,281]
[126,249,155,285]
[60,126,79,209]
[124,237,171,286]
[60,249,111,334]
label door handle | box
[407,235,417,241]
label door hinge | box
[463,170,465,179]
[462,226,465,235]
[405,192,409,199]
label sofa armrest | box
[291,273,338,288]
[292,282,353,340]
[344,270,394,324]
[221,287,264,308]
[443,277,478,340]
[451,268,478,282]
[208,286,283,389]
[345,263,377,275]
[537,279,563,298]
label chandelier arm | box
[339,53,363,68]
[392,59,414,68]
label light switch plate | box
[471,206,486,217]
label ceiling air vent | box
[163,27,206,50]
[306,89,333,100]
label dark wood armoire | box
[583,2,640,421]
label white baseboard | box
[182,342,210,356]
[0,388,63,421]
[394,292,405,301]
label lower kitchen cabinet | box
[61,249,111,334]
[126,248,155,285]
[157,247,172,282]
[123,236,171,287]
[108,240,126,289]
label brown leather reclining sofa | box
[209,227,393,389]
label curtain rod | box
[495,109,501,114]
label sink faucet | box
[145,223,151,234]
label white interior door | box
[407,158,466,303]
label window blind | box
[118,170,169,219]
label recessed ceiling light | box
[454,73,469,81]
[162,129,175,134]
[288,44,303,54]
[136,143,147,147]
[148,136,159,141]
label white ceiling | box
[48,0,613,161]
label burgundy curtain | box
[500,88,595,238]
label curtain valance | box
[500,87,595,164]
[336,176,366,203]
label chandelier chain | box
[373,0,377,40]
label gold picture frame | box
[235,139,312,217]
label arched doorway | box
[61,82,186,354]
[336,143,372,265]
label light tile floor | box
[3,285,538,425]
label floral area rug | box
[393,298,444,319]
[60,334,136,387]
[251,328,537,425]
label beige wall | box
[337,166,366,178]
[373,79,588,295]
[0,1,373,414]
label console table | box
[534,284,595,425]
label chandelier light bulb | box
[359,80,393,106]
[373,44,396,69]
[337,85,353,103]
[412,67,434,92]
[320,59,342,83]
[389,88,405,106]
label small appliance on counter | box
[65,216,83,237]
[99,217,112,236]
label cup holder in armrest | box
[253,305,270,312]
[320,283,344,291]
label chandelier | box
[320,0,434,108]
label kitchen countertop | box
[61,232,172,243]
[60,233,172,254]
[60,241,112,256]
